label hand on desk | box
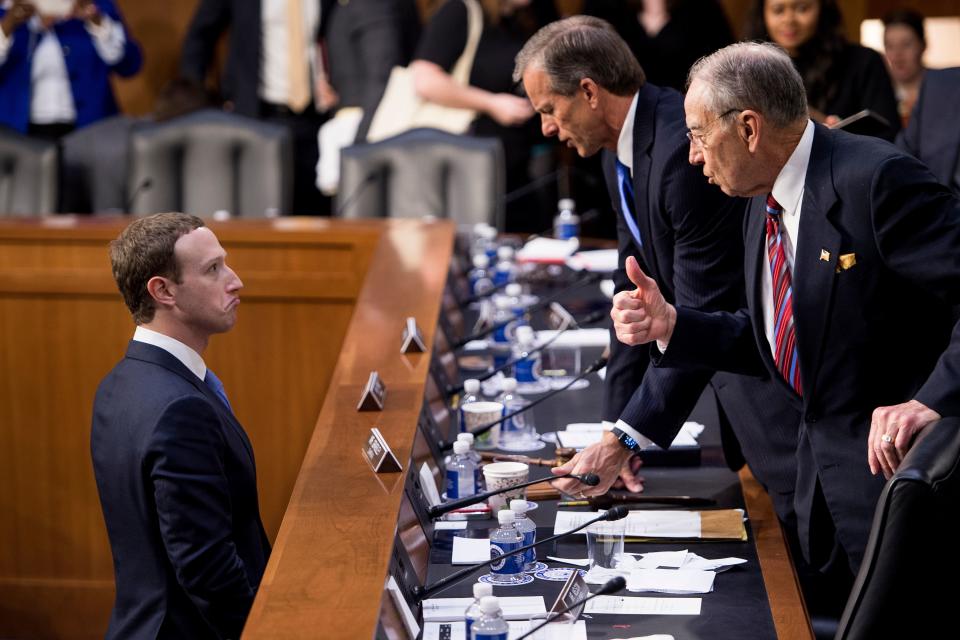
[868,399,940,479]
[611,256,676,347]
[551,431,644,496]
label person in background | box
[582,0,735,93]
[0,0,141,140]
[896,65,960,196]
[412,0,557,233]
[746,0,900,140]
[883,8,926,128]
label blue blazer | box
[91,341,270,640]
[600,82,801,524]
[0,0,141,133]
[656,124,960,571]
[897,67,960,194]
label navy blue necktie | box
[204,369,233,412]
[615,160,642,247]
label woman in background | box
[412,0,557,232]
[883,8,926,127]
[747,0,900,140]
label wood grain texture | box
[0,217,389,639]
[740,467,815,640]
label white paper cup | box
[461,401,504,449]
[482,461,529,513]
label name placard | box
[357,371,386,411]
[547,302,577,331]
[400,317,427,354]
[363,428,402,473]
[550,567,590,621]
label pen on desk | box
[556,494,717,509]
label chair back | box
[0,129,57,216]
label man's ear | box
[740,110,762,153]
[146,275,176,310]
[580,77,601,108]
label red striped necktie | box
[765,194,802,396]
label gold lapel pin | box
[819,249,831,262]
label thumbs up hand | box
[611,256,676,346]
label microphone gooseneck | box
[427,471,600,518]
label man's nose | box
[540,115,557,137]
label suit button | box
[806,413,818,423]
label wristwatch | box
[611,426,643,453]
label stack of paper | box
[517,237,580,263]
[566,248,619,272]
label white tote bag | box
[366,0,483,143]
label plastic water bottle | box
[513,326,549,394]
[490,297,516,375]
[553,198,580,240]
[459,379,481,434]
[496,378,524,448]
[493,246,516,287]
[489,510,525,585]
[446,441,477,499]
[465,582,493,638]
[457,432,483,493]
[468,254,494,298]
[503,283,528,329]
[510,499,537,571]
[471,596,510,640]
[472,223,498,262]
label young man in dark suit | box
[513,17,800,529]
[614,41,960,580]
[91,213,270,639]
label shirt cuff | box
[85,14,125,65]
[0,23,12,64]
[656,339,669,354]
[614,419,654,449]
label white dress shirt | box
[760,119,814,361]
[0,8,126,125]
[259,0,319,106]
[132,326,207,382]
[608,90,654,448]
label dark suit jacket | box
[657,123,960,571]
[897,67,960,194]
[601,83,800,523]
[91,341,270,639]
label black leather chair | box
[834,417,960,639]
[337,128,504,228]
[128,109,293,217]
[0,127,57,216]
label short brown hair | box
[110,213,205,324]
[513,16,644,97]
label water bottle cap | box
[515,325,535,343]
[457,432,475,444]
[558,198,576,212]
[472,253,490,268]
[474,222,492,234]
[505,283,522,297]
[473,582,493,599]
[501,377,517,392]
[453,440,470,455]
[510,499,528,513]
[498,510,516,524]
[494,296,513,309]
[480,225,498,240]
[463,379,480,394]
[479,595,501,614]
[497,245,514,260]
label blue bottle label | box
[522,529,536,564]
[492,351,511,373]
[490,541,525,575]
[445,469,460,498]
[557,221,579,240]
[515,358,536,382]
[493,269,510,287]
[474,633,507,640]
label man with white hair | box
[613,41,960,578]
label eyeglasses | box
[686,108,740,149]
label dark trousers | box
[260,102,330,216]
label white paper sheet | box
[553,510,702,538]
[553,510,606,536]
[631,550,689,569]
[680,554,748,572]
[451,536,490,564]
[566,248,619,272]
[423,619,587,640]
[584,595,701,616]
[435,521,468,530]
[421,596,547,622]
[535,328,611,348]
[518,237,580,263]
[385,574,421,638]
[627,568,716,594]
[556,421,702,451]
[420,462,443,508]
[546,556,591,567]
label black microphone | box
[412,506,629,601]
[446,308,607,396]
[125,177,153,213]
[515,576,627,640]
[438,355,608,452]
[334,171,378,217]
[452,272,603,349]
[428,472,600,518]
